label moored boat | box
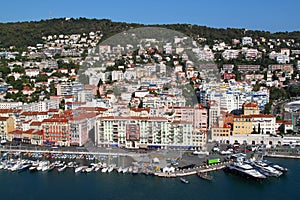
[75,166,88,173]
[29,166,37,172]
[262,160,288,173]
[117,167,123,173]
[132,166,139,174]
[122,167,128,174]
[250,161,282,177]
[101,167,108,173]
[225,161,266,180]
[57,165,67,172]
[107,166,114,173]
[197,172,213,181]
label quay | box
[154,161,232,178]
[0,148,141,157]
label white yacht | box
[226,161,266,180]
[251,161,283,177]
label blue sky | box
[0,0,299,32]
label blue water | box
[0,158,299,200]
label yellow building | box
[233,115,253,134]
[243,102,260,116]
[212,127,231,137]
[0,117,15,140]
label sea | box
[0,158,299,200]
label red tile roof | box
[43,118,68,123]
[243,102,258,108]
[0,117,9,121]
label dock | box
[154,161,232,178]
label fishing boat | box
[180,178,189,184]
[197,172,213,181]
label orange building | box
[0,116,15,141]
[42,118,70,146]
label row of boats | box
[225,157,288,180]
[0,158,143,175]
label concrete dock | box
[154,161,232,178]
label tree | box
[97,78,103,87]
[0,66,11,77]
[12,67,25,73]
[35,74,48,82]
[252,83,261,91]
[269,87,287,101]
[263,101,272,114]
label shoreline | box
[0,148,297,178]
[265,153,300,159]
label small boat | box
[107,166,114,173]
[198,172,213,181]
[74,166,85,173]
[122,167,128,174]
[57,165,67,172]
[85,167,94,173]
[29,166,37,172]
[75,166,83,173]
[101,167,108,173]
[128,166,133,173]
[94,166,101,172]
[47,163,55,172]
[132,166,139,174]
[180,178,189,184]
[42,165,50,172]
[18,163,31,172]
[117,167,123,173]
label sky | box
[0,0,299,32]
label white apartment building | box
[0,102,23,109]
[251,114,276,135]
[242,37,253,46]
[95,116,204,149]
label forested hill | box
[0,17,299,49]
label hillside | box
[0,18,299,49]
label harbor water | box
[0,158,299,200]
